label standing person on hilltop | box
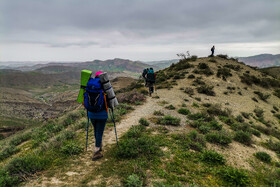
[145,67,156,97]
[211,45,215,57]
[84,71,108,161]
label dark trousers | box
[211,50,214,56]
[90,119,107,147]
[149,86,154,94]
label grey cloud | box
[0,0,279,61]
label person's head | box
[95,71,103,78]
[146,68,149,70]
[150,67,153,70]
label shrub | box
[0,145,20,161]
[187,74,195,79]
[234,131,252,146]
[199,125,211,134]
[198,63,209,69]
[206,132,232,146]
[224,64,241,71]
[117,91,146,104]
[217,54,228,59]
[209,58,217,63]
[178,108,190,115]
[0,169,18,186]
[202,103,212,107]
[57,130,76,141]
[254,152,272,163]
[10,133,31,146]
[235,115,244,123]
[274,114,280,120]
[193,77,206,86]
[207,104,231,117]
[201,150,226,165]
[139,118,149,126]
[153,110,164,116]
[6,154,50,182]
[196,85,215,96]
[61,141,83,156]
[173,59,194,70]
[264,139,280,154]
[190,55,198,61]
[67,112,81,122]
[273,105,279,112]
[241,112,250,119]
[139,89,148,95]
[183,131,206,151]
[165,105,176,110]
[158,116,181,126]
[188,112,213,122]
[250,128,261,137]
[274,89,280,98]
[125,174,143,187]
[209,120,223,130]
[254,108,264,118]
[219,116,234,125]
[219,167,249,186]
[188,131,206,145]
[45,123,63,134]
[184,87,194,96]
[252,97,258,102]
[217,68,232,80]
[115,129,161,159]
[254,91,270,101]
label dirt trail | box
[24,96,164,187]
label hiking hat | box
[95,71,103,77]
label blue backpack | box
[146,69,155,83]
[83,78,106,112]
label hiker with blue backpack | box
[145,67,156,97]
[83,71,108,160]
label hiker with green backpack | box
[145,67,156,97]
[77,70,119,161]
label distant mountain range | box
[238,54,280,68]
[2,58,154,73]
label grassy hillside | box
[261,66,280,79]
[0,56,280,186]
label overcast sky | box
[0,0,279,62]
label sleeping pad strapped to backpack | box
[83,77,106,112]
[146,69,155,83]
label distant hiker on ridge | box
[145,67,156,97]
[211,45,215,57]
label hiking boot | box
[92,150,103,161]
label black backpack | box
[142,69,148,78]
[146,69,155,83]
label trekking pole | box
[86,110,90,151]
[109,108,119,145]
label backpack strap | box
[103,92,108,113]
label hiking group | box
[142,67,156,97]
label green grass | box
[234,131,252,146]
[200,150,226,165]
[177,108,190,115]
[205,131,232,146]
[157,116,181,126]
[254,152,272,163]
[139,118,150,126]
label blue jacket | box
[88,110,108,119]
